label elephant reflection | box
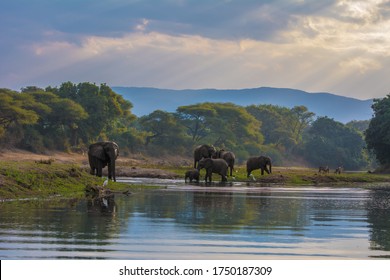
[87,195,116,214]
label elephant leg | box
[261,168,264,175]
[96,161,103,177]
[206,169,212,182]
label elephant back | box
[88,142,108,161]
[194,144,215,159]
[88,141,119,161]
[212,158,228,169]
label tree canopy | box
[365,95,390,167]
[0,82,373,170]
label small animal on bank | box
[318,166,329,173]
[335,166,343,174]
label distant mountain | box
[112,86,373,123]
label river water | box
[1,178,390,259]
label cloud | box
[1,0,390,99]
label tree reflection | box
[367,189,390,252]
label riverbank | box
[1,150,390,199]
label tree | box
[55,82,134,144]
[246,105,315,154]
[209,103,263,152]
[176,104,216,142]
[346,120,370,133]
[24,90,88,149]
[0,89,42,131]
[365,95,390,167]
[247,105,290,146]
[303,117,367,169]
[290,106,315,145]
[0,89,48,147]
[139,110,189,151]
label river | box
[1,178,390,259]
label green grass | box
[0,161,135,199]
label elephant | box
[185,169,200,183]
[193,144,216,168]
[246,156,272,177]
[88,141,119,182]
[197,158,228,182]
[213,149,235,177]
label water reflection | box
[367,189,390,253]
[0,184,390,259]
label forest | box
[1,81,388,171]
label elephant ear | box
[113,142,119,158]
[90,144,107,161]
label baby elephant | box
[185,169,200,183]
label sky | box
[1,0,390,100]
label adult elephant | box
[197,158,228,182]
[246,156,272,177]
[88,141,119,182]
[214,149,235,177]
[193,144,216,168]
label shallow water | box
[1,178,390,259]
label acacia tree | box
[139,110,189,151]
[176,104,216,142]
[0,88,48,148]
[365,95,390,167]
[209,103,263,151]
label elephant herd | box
[188,144,272,183]
[87,141,272,184]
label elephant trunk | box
[269,162,272,174]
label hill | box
[112,86,373,123]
